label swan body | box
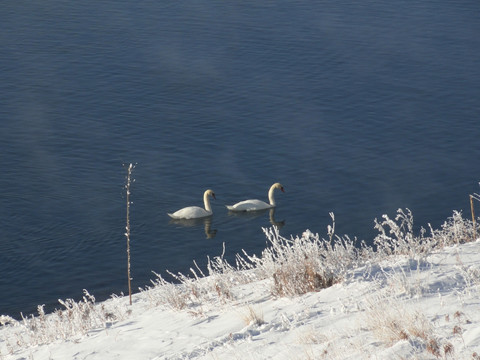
[226,183,285,212]
[168,189,216,219]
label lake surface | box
[1,1,479,318]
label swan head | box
[272,182,285,193]
[204,189,216,200]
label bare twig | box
[470,186,480,241]
[124,163,135,305]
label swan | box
[168,189,216,219]
[226,183,285,212]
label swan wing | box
[226,199,272,212]
[168,206,212,219]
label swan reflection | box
[168,216,217,239]
[227,208,285,228]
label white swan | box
[226,183,285,212]
[168,189,216,219]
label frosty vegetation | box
[1,209,478,358]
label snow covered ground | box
[2,210,480,359]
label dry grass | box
[243,223,363,297]
[374,209,477,259]
[364,290,457,359]
[365,296,428,345]
[297,326,329,346]
[0,290,130,355]
[241,305,264,326]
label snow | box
[2,215,480,359]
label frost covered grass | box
[1,209,480,359]
[0,291,130,354]
[142,212,365,310]
[242,213,364,297]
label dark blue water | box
[1,1,479,318]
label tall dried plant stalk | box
[471,195,476,241]
[471,183,480,241]
[124,163,135,305]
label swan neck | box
[204,192,212,212]
[268,186,276,206]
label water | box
[1,1,479,319]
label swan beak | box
[212,193,216,200]
[281,187,285,193]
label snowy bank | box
[1,210,480,359]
